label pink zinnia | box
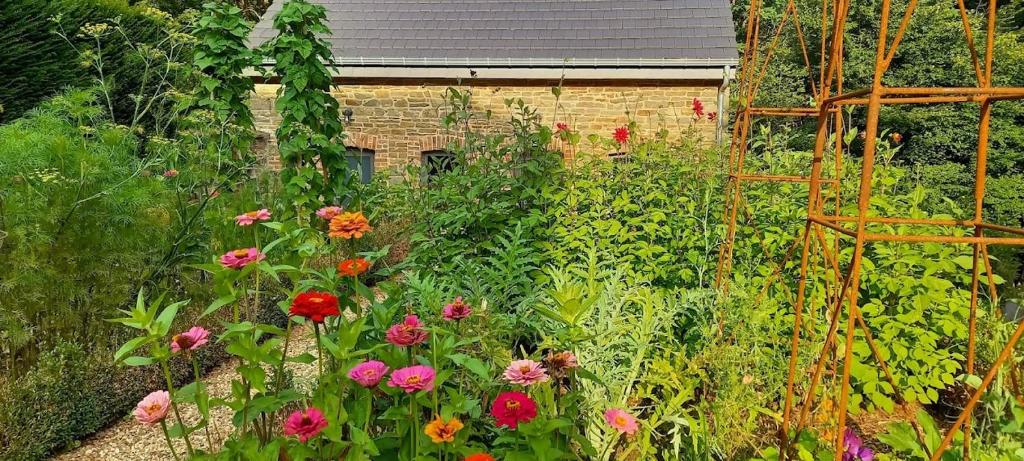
[219,248,265,269]
[605,408,639,435]
[170,326,210,353]
[283,407,328,442]
[387,365,436,393]
[316,206,344,220]
[348,360,389,388]
[442,297,472,321]
[613,126,630,144]
[133,390,171,425]
[503,359,549,386]
[692,97,705,119]
[385,314,430,347]
[235,208,271,226]
[163,169,178,178]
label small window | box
[609,152,630,164]
[345,147,374,184]
[421,150,458,182]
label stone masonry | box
[251,82,723,176]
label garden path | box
[53,324,320,461]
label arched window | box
[345,147,375,184]
[421,150,458,182]
[609,152,630,164]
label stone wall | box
[251,81,723,176]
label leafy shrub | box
[0,92,173,370]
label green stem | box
[161,361,195,456]
[363,390,373,433]
[161,420,182,461]
[314,323,324,381]
[409,392,417,458]
[191,356,215,451]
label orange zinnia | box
[328,211,372,239]
[423,416,463,444]
[337,257,371,277]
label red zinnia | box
[338,258,371,277]
[465,454,496,461]
[555,122,569,133]
[707,111,717,122]
[289,291,340,323]
[491,391,537,429]
[692,97,705,118]
[613,126,629,144]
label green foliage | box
[540,140,724,288]
[263,0,352,213]
[396,89,562,312]
[192,1,257,132]
[0,91,172,370]
[0,0,166,122]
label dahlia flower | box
[613,126,630,144]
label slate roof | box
[250,0,738,68]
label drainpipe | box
[717,65,731,144]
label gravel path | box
[53,325,321,461]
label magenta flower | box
[171,326,210,354]
[235,209,271,226]
[219,248,265,269]
[133,390,171,425]
[503,359,549,386]
[385,314,430,347]
[283,407,328,442]
[348,360,389,388]
[387,365,436,393]
[842,428,874,461]
[605,408,639,435]
[442,297,472,321]
[316,206,344,220]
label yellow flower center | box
[615,415,628,426]
[505,400,521,411]
[233,249,250,258]
[309,297,323,303]
[406,375,421,384]
[246,211,259,218]
[519,365,532,374]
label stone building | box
[249,0,737,179]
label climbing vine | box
[263,0,352,214]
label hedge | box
[0,0,163,122]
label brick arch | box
[415,134,462,155]
[344,132,379,151]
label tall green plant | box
[263,0,351,214]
